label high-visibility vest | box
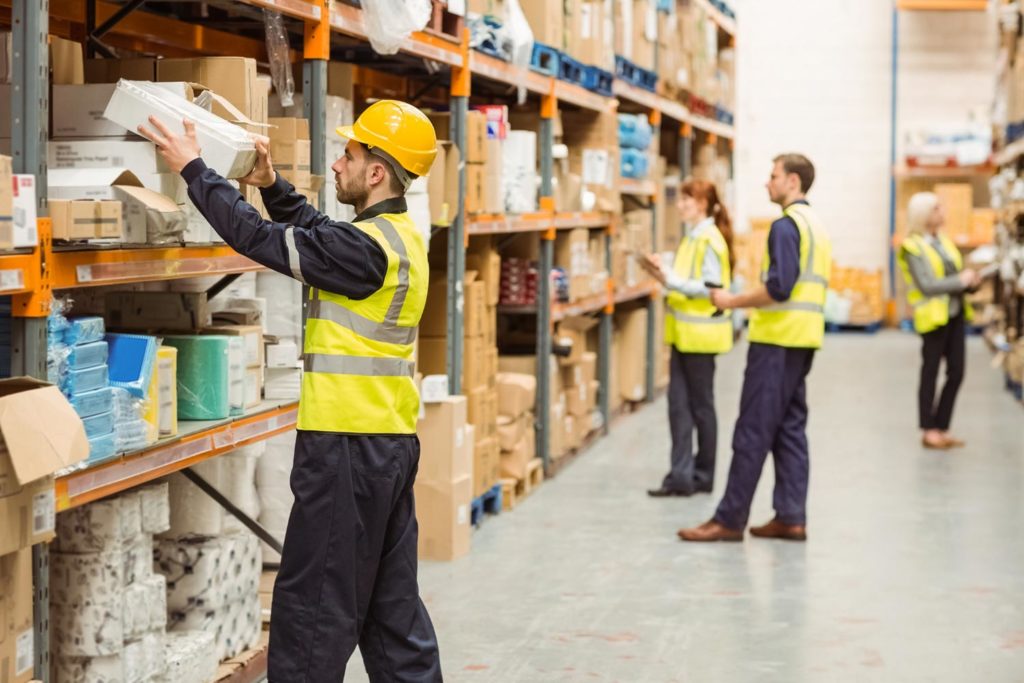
[897,233,973,335]
[663,223,733,354]
[748,203,832,349]
[296,212,427,434]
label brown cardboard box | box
[565,0,604,65]
[420,271,450,338]
[464,274,487,338]
[428,141,461,227]
[484,312,498,350]
[587,380,600,412]
[417,396,472,484]
[497,413,531,452]
[201,324,264,368]
[935,183,973,244]
[563,412,581,451]
[519,0,563,48]
[415,474,472,561]
[580,351,598,385]
[555,228,593,302]
[555,315,600,366]
[0,548,33,683]
[550,401,566,459]
[499,354,561,402]
[430,111,487,163]
[496,372,536,418]
[467,386,487,437]
[85,57,157,82]
[617,307,648,402]
[50,35,83,85]
[565,377,598,418]
[269,117,311,189]
[418,337,447,377]
[466,163,486,214]
[463,336,485,391]
[0,156,12,248]
[467,240,502,307]
[483,139,504,214]
[0,378,89,556]
[474,437,500,497]
[157,57,259,118]
[105,291,210,331]
[49,199,122,240]
[576,409,594,443]
[500,426,535,480]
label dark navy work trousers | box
[714,342,816,530]
[268,431,442,682]
[662,350,717,493]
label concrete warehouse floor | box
[345,332,1024,682]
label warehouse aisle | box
[347,332,1024,682]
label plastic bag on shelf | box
[361,0,431,56]
[263,9,294,109]
[504,0,534,72]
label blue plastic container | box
[71,387,115,419]
[65,364,109,395]
[618,113,653,150]
[63,317,105,346]
[106,333,158,399]
[620,148,650,179]
[68,341,109,370]
[82,410,116,439]
[87,431,118,464]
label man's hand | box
[958,268,979,290]
[238,140,276,189]
[138,116,201,174]
[710,288,737,310]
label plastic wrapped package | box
[361,0,430,55]
[220,448,262,535]
[106,333,159,398]
[55,499,126,553]
[121,534,152,587]
[162,335,231,420]
[155,535,230,611]
[118,491,143,541]
[68,340,109,369]
[163,464,225,538]
[53,654,125,683]
[228,336,245,416]
[111,387,144,422]
[49,296,72,337]
[51,597,125,657]
[51,551,123,608]
[64,316,106,346]
[66,364,109,395]
[87,431,118,464]
[159,631,217,683]
[263,9,294,108]
[114,419,151,453]
[618,113,653,150]
[49,340,72,388]
[139,482,170,535]
[502,130,538,214]
[257,431,295,562]
[103,80,260,179]
[82,410,116,439]
[255,271,302,339]
[620,148,650,179]
[122,575,166,640]
[71,387,115,420]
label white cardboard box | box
[48,138,167,174]
[10,174,38,248]
[103,79,258,179]
[48,168,142,201]
[52,82,193,138]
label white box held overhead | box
[103,79,259,179]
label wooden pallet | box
[499,458,545,511]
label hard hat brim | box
[336,125,366,145]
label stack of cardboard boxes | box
[613,0,658,72]
[612,209,654,290]
[433,110,501,216]
[554,317,601,451]
[496,373,538,480]
[554,227,608,303]
[0,155,39,250]
[268,118,317,204]
[615,307,648,405]
[415,397,473,561]
[562,109,622,215]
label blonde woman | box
[897,192,980,450]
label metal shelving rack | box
[2,0,736,678]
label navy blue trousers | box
[714,342,815,530]
[268,432,442,682]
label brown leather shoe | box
[677,520,744,542]
[749,518,807,541]
[942,434,966,448]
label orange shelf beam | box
[51,245,263,289]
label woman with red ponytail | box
[648,179,735,498]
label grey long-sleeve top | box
[903,234,965,318]
[664,217,723,298]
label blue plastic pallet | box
[557,52,585,86]
[614,56,657,92]
[470,484,503,527]
[582,66,613,97]
[530,42,559,77]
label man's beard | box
[336,173,369,206]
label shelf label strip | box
[233,408,299,443]
[0,269,25,292]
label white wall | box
[733,0,996,272]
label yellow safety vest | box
[297,212,427,434]
[748,203,832,349]
[664,224,733,354]
[897,233,973,335]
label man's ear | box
[368,160,388,188]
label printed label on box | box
[582,149,611,188]
[457,503,469,526]
[16,628,33,674]
[33,489,55,535]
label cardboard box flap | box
[49,167,143,189]
[0,378,88,484]
[558,314,600,333]
[194,89,271,136]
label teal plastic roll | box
[162,335,231,420]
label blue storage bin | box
[87,431,117,464]
[621,148,650,179]
[63,317,105,346]
[82,410,115,439]
[618,113,653,150]
[106,333,158,399]
[65,364,109,395]
[68,341,109,370]
[71,387,115,419]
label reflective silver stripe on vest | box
[670,309,732,325]
[305,215,417,345]
[761,301,824,314]
[787,206,827,286]
[283,227,307,284]
[304,353,415,377]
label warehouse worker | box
[140,101,443,681]
[647,179,734,498]
[678,153,831,543]
[898,192,980,450]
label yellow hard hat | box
[337,100,438,184]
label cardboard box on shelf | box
[555,316,600,366]
[417,396,472,485]
[201,325,264,368]
[496,372,537,418]
[617,307,648,402]
[483,139,505,215]
[428,141,461,226]
[497,413,530,452]
[49,199,122,241]
[0,548,32,683]
[969,208,996,245]
[48,138,165,174]
[269,117,311,190]
[429,111,487,163]
[50,35,83,85]
[464,274,487,338]
[463,336,485,391]
[555,228,594,301]
[466,163,486,215]
[105,291,211,331]
[114,184,187,244]
[9,174,38,249]
[0,378,89,556]
[52,81,195,138]
[519,0,563,47]
[467,240,501,307]
[157,56,259,118]
[416,474,472,561]
[48,168,143,201]
[417,337,448,377]
[0,156,10,249]
[420,271,450,338]
[474,437,499,498]
[500,425,535,480]
[85,57,157,82]
[934,183,972,243]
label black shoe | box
[696,484,713,494]
[647,487,693,498]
